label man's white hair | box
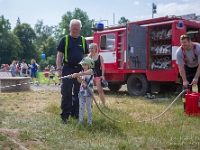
[69,19,82,28]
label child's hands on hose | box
[77,76,84,83]
[72,73,79,78]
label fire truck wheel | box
[127,74,148,96]
[108,84,122,92]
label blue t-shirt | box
[57,35,89,66]
[31,63,37,73]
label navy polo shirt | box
[57,35,89,66]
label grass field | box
[0,86,200,149]
[36,71,60,84]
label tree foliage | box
[0,15,22,64]
[34,20,55,46]
[39,55,56,68]
[16,17,21,26]
[38,37,57,58]
[1,8,131,68]
[118,16,130,24]
[56,8,93,39]
[13,23,37,63]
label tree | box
[118,17,130,24]
[34,20,54,47]
[39,55,56,68]
[13,23,37,63]
[56,8,93,39]
[16,17,21,25]
[7,33,23,62]
[39,37,57,57]
[0,15,22,64]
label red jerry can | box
[44,72,49,78]
[185,87,200,116]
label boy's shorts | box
[49,76,54,79]
[31,72,37,78]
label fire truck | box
[86,13,200,96]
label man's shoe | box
[62,118,67,124]
[71,114,79,119]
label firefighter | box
[176,34,200,111]
[56,19,89,124]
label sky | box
[0,0,200,30]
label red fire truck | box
[86,13,200,96]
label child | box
[72,57,94,125]
[20,59,28,77]
[47,66,57,85]
[10,60,17,77]
[30,59,39,85]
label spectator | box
[88,43,106,106]
[0,64,5,71]
[30,59,39,85]
[10,61,17,77]
[20,59,28,77]
[47,66,57,85]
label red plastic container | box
[185,88,200,116]
[44,72,49,78]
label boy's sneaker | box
[87,122,92,126]
[78,121,82,125]
[35,81,39,86]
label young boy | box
[47,66,57,85]
[72,57,94,125]
[30,59,39,85]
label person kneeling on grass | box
[72,57,94,125]
[47,66,57,85]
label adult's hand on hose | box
[183,80,189,88]
[191,78,198,86]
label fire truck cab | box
[87,13,200,96]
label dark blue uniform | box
[57,34,88,121]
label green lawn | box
[0,89,200,150]
[37,71,60,84]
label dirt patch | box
[0,128,25,150]
[0,128,43,150]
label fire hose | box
[62,75,186,123]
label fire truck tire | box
[127,74,148,96]
[108,84,122,92]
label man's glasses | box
[72,28,80,31]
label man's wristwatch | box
[194,76,199,79]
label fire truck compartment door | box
[126,24,146,69]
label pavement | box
[30,83,61,91]
[30,83,127,92]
